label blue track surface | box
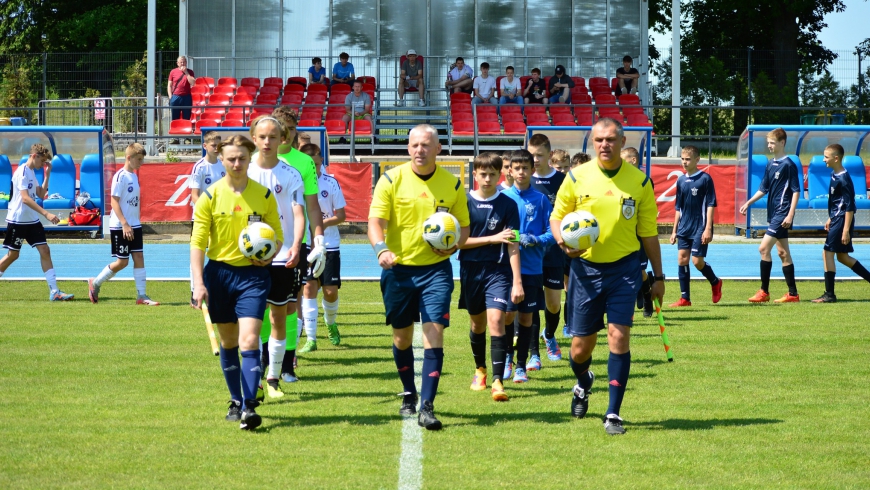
[1,243,868,280]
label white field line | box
[397,324,424,490]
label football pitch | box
[1,280,868,488]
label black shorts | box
[458,262,517,315]
[267,264,302,306]
[543,266,564,290]
[3,222,47,251]
[824,219,854,254]
[563,254,573,278]
[297,243,310,285]
[305,250,341,287]
[514,274,543,313]
[110,227,144,259]
[765,216,789,239]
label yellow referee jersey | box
[369,162,470,266]
[191,178,284,267]
[552,159,657,264]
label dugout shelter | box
[735,125,870,238]
[0,126,114,238]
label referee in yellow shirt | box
[191,135,284,431]
[550,118,665,435]
[368,125,470,430]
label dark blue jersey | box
[828,170,856,225]
[458,190,521,264]
[674,170,717,237]
[759,156,801,222]
[531,169,566,267]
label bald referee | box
[550,118,664,435]
[368,124,470,430]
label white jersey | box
[316,173,346,250]
[188,157,225,207]
[247,157,305,265]
[109,168,141,229]
[7,164,41,224]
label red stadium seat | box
[241,77,261,89]
[231,94,253,105]
[325,111,344,121]
[500,104,523,115]
[452,103,472,114]
[236,85,258,97]
[554,119,578,127]
[195,119,221,135]
[305,93,327,105]
[619,94,641,105]
[255,94,278,105]
[576,113,594,126]
[286,76,307,88]
[168,119,194,135]
[611,78,620,94]
[196,77,215,89]
[217,77,238,89]
[478,122,502,135]
[501,112,524,123]
[589,77,609,87]
[572,93,592,105]
[362,89,375,102]
[450,92,471,105]
[191,84,210,96]
[451,111,473,122]
[259,85,281,96]
[477,112,499,122]
[329,89,351,102]
[571,77,586,89]
[283,84,305,94]
[263,77,283,87]
[524,105,546,115]
[308,84,328,94]
[207,94,230,106]
[552,113,576,124]
[622,106,646,116]
[544,76,552,88]
[221,118,245,127]
[357,76,376,87]
[503,122,527,135]
[280,93,303,106]
[325,120,346,136]
[526,113,550,125]
[549,105,572,114]
[212,85,235,97]
[594,94,617,106]
[350,120,372,136]
[452,120,474,135]
[298,119,320,127]
[519,76,531,88]
[475,104,497,115]
[300,108,324,122]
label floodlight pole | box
[669,0,680,157]
[146,0,157,155]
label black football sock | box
[700,263,719,285]
[469,329,487,369]
[760,260,773,293]
[530,310,541,357]
[783,264,798,295]
[850,261,870,283]
[281,349,296,375]
[824,271,836,295]
[605,351,631,416]
[504,319,515,356]
[570,356,593,390]
[260,340,270,375]
[678,264,691,301]
[490,335,507,382]
[544,308,560,339]
[515,324,531,369]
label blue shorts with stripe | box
[459,262,517,315]
[380,260,454,329]
[565,252,641,337]
[513,273,543,313]
[677,235,708,257]
[204,260,271,324]
[765,216,789,239]
[824,219,854,253]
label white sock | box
[322,298,339,325]
[133,268,146,296]
[94,265,116,287]
[267,338,286,379]
[302,298,318,340]
[297,316,304,340]
[45,268,58,292]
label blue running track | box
[1,243,868,280]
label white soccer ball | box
[238,222,278,261]
[422,212,461,250]
[561,211,600,250]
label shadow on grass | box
[265,413,397,429]
[632,417,784,431]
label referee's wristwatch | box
[651,274,666,283]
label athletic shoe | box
[299,339,317,353]
[571,372,594,418]
[399,392,418,415]
[562,325,570,338]
[417,401,442,430]
[49,290,74,302]
[711,279,723,304]
[327,323,341,345]
[669,298,691,308]
[87,278,99,304]
[266,378,284,399]
[136,295,159,306]
[470,367,487,391]
[240,403,262,430]
[281,372,299,383]
[504,353,514,379]
[527,355,542,371]
[774,292,800,303]
[748,289,770,303]
[225,400,242,422]
[256,383,265,402]
[396,99,405,107]
[512,367,528,383]
[544,336,562,361]
[418,99,427,107]
[491,379,508,401]
[642,292,654,318]
[603,413,626,435]
[811,292,837,303]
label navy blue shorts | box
[677,235,708,257]
[765,217,789,239]
[514,274,543,313]
[824,219,854,253]
[204,261,271,324]
[380,260,454,329]
[637,241,649,269]
[543,266,564,290]
[459,262,516,315]
[566,252,641,337]
[563,253,573,278]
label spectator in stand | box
[548,65,575,104]
[398,49,426,107]
[472,62,498,106]
[446,57,474,94]
[332,52,355,88]
[309,57,329,87]
[523,68,548,105]
[498,66,523,107]
[342,80,373,130]
[168,56,196,120]
[616,56,640,95]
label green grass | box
[1,280,869,488]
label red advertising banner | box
[327,163,373,222]
[651,164,736,224]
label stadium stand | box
[195,119,221,134]
[325,120,346,136]
[241,77,261,89]
[217,77,238,89]
[286,76,307,88]
[263,77,283,87]
[169,119,195,136]
[79,154,102,208]
[503,121,527,135]
[196,77,215,89]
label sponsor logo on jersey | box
[127,185,134,193]
[493,297,508,304]
[477,204,492,209]
[525,202,535,216]
[622,198,636,220]
[774,171,780,180]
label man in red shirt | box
[168,56,196,120]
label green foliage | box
[83,87,102,99]
[121,52,147,98]
[0,58,35,117]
